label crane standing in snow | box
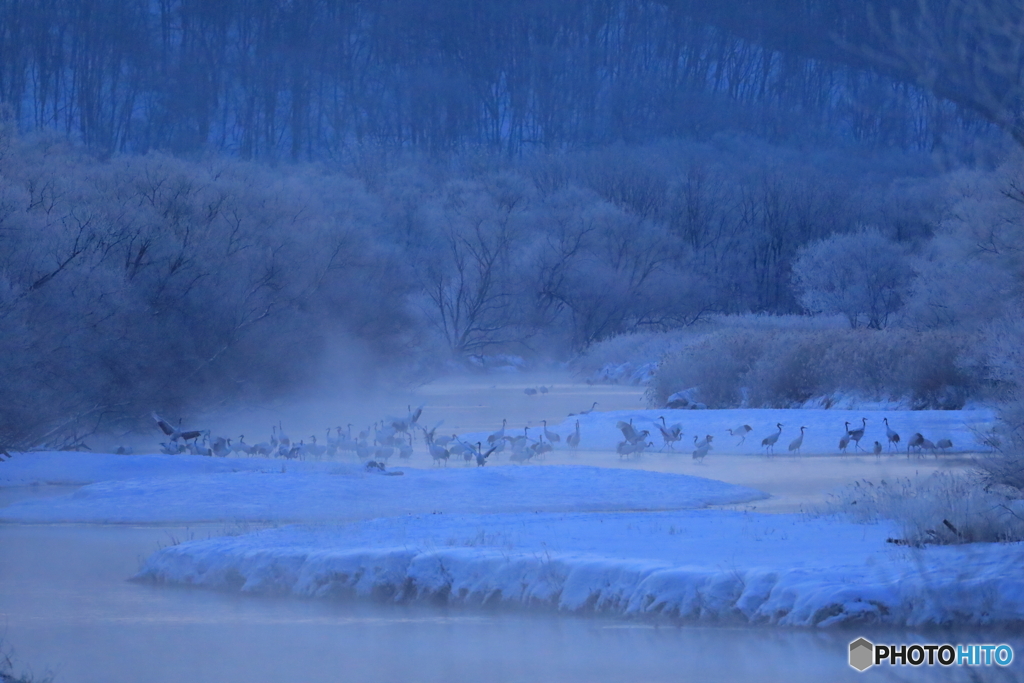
[761,423,783,456]
[692,435,711,463]
[542,420,561,443]
[656,416,683,450]
[728,425,752,445]
[846,417,867,452]
[883,417,900,452]
[788,426,806,455]
[566,420,581,454]
[487,419,507,446]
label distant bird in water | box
[788,426,806,454]
[566,420,581,454]
[883,418,900,452]
[524,387,538,396]
[571,402,598,416]
[539,386,549,394]
[936,438,953,454]
[728,425,752,445]
[761,423,783,456]
[873,440,883,458]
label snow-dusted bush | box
[652,326,977,409]
[0,128,987,445]
[792,228,914,329]
[575,314,850,382]
[972,314,1024,492]
[653,329,767,408]
[827,472,1024,545]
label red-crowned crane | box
[883,417,900,452]
[566,420,581,454]
[762,423,783,456]
[788,426,806,454]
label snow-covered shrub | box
[743,333,826,407]
[972,313,1024,492]
[827,472,1024,545]
[651,326,977,409]
[792,228,914,329]
[576,314,848,386]
[653,329,766,408]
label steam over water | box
[0,522,1017,683]
[1,376,1019,682]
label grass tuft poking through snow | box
[824,471,1024,545]
[0,640,51,683]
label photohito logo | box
[849,638,1014,672]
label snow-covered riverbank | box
[135,509,1024,629]
[3,405,1019,631]
[0,454,765,523]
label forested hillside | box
[2,0,1023,448]
[0,0,1004,158]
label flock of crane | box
[148,407,955,467]
[149,407,583,468]
[629,415,954,462]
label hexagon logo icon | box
[849,637,874,672]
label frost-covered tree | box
[792,229,914,329]
[414,176,531,356]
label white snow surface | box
[469,407,997,455]
[0,450,312,487]
[5,407,1019,629]
[135,510,1024,628]
[0,454,765,523]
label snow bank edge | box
[134,542,1024,629]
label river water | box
[2,373,1020,682]
[1,517,1018,682]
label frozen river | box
[1,374,1019,682]
[1,519,1018,683]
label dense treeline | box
[0,0,996,159]
[0,123,960,445]
[2,0,1022,448]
